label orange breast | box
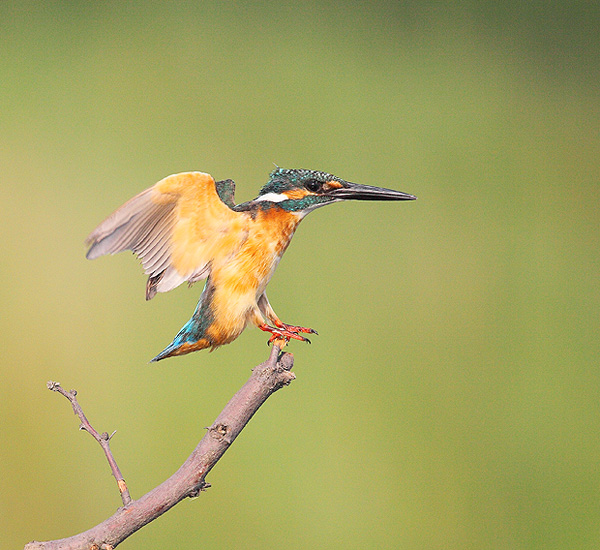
[205,206,302,343]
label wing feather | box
[142,235,174,274]
[86,189,155,251]
[86,172,249,298]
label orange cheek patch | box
[284,188,311,200]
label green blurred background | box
[2,1,598,549]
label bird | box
[86,168,416,361]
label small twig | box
[27,346,294,550]
[46,381,132,506]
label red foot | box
[258,323,317,345]
[274,321,318,336]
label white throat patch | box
[255,192,287,203]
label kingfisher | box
[86,168,416,361]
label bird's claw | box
[259,323,316,346]
[277,322,318,336]
[267,329,310,344]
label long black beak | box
[330,182,417,201]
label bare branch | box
[26,345,294,550]
[46,381,132,506]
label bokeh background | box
[2,2,598,549]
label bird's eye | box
[305,179,321,192]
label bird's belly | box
[206,211,300,342]
[207,249,282,332]
[255,251,284,296]
[204,283,260,345]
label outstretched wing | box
[86,172,249,299]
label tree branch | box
[46,381,132,506]
[26,345,295,550]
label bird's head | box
[252,168,416,215]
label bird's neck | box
[254,203,305,247]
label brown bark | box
[25,346,294,550]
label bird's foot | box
[275,321,318,336]
[258,324,313,345]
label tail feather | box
[150,279,216,362]
[150,339,183,362]
[150,334,212,362]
